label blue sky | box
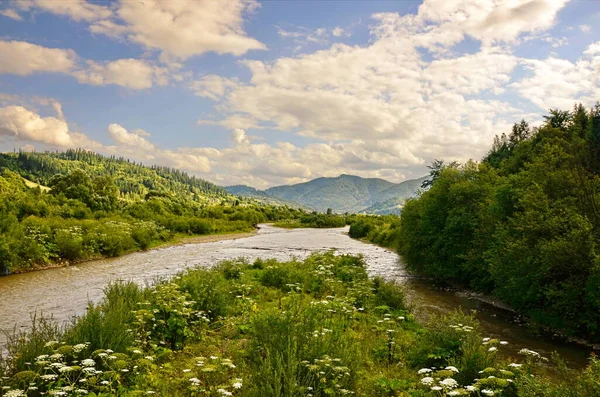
[0,0,599,188]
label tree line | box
[352,104,600,342]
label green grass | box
[1,253,598,396]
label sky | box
[0,0,599,189]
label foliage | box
[1,253,594,396]
[355,104,600,342]
[0,151,305,275]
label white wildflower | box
[421,377,434,385]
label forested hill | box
[0,149,226,202]
[227,174,427,213]
[0,149,305,275]
[395,104,600,342]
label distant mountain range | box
[226,174,428,214]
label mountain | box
[226,174,427,213]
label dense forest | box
[0,150,303,275]
[351,104,600,343]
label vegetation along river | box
[0,224,594,368]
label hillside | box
[0,150,304,275]
[0,149,226,204]
[226,174,427,213]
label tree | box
[421,159,459,188]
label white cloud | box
[580,24,591,33]
[512,49,600,110]
[371,0,569,52]
[192,75,240,100]
[0,105,94,147]
[15,0,112,22]
[72,59,168,90]
[90,0,265,60]
[107,124,155,151]
[0,40,168,89]
[277,25,330,51]
[0,40,76,75]
[332,27,350,37]
[0,8,23,20]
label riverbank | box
[4,252,596,396]
[3,229,257,277]
[351,233,600,358]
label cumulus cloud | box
[0,40,168,89]
[0,104,95,147]
[512,53,600,110]
[107,124,155,151]
[0,40,76,75]
[72,59,168,90]
[3,0,595,188]
[90,0,265,60]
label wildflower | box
[465,385,476,391]
[183,369,191,373]
[81,359,95,367]
[519,348,540,357]
[40,374,58,381]
[189,378,201,386]
[483,337,490,342]
[59,366,74,373]
[73,343,88,353]
[445,366,459,373]
[508,363,522,368]
[440,378,458,389]
[100,381,110,385]
[5,390,26,397]
[232,382,243,389]
[482,390,494,395]
[210,356,218,360]
[488,347,497,352]
[417,368,432,374]
[500,341,508,345]
[45,341,59,348]
[121,369,129,373]
[217,389,232,396]
[144,356,154,361]
[431,386,442,391]
[397,316,405,320]
[421,377,434,385]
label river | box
[0,225,594,368]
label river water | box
[0,225,594,367]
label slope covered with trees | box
[0,150,303,275]
[374,104,600,342]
